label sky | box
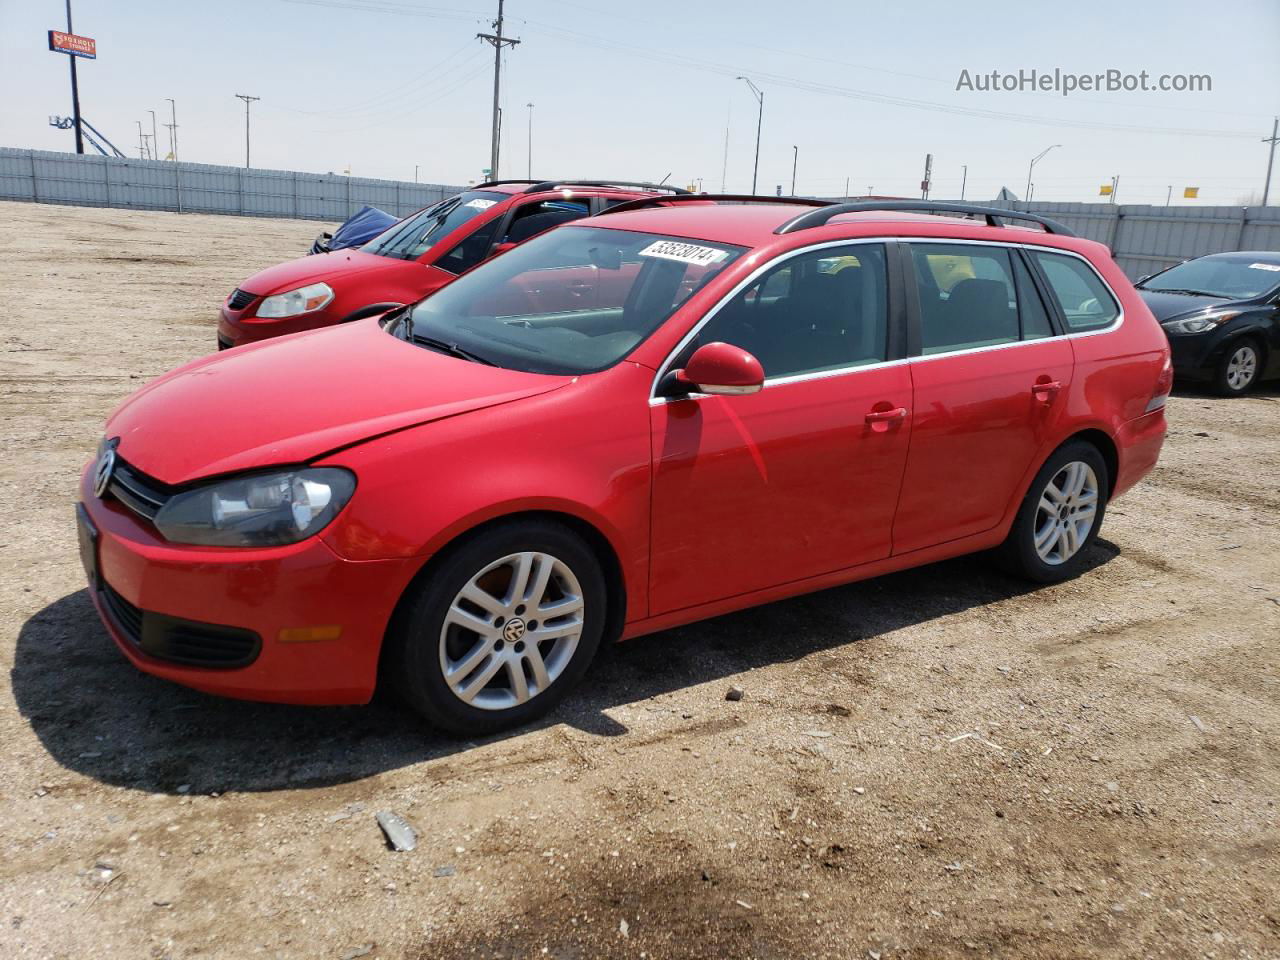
[2,0,1278,205]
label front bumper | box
[217,305,339,349]
[1166,333,1219,381]
[78,466,421,705]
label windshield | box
[395,226,746,375]
[1140,256,1280,300]
[362,191,506,261]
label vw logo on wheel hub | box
[502,617,526,643]
[93,446,117,498]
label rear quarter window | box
[1032,252,1119,331]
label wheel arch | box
[377,508,629,689]
[1058,427,1119,500]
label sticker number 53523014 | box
[638,240,729,267]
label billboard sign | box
[48,30,97,59]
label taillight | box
[1146,354,1173,413]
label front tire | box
[1213,338,1261,396]
[388,520,606,736]
[996,441,1109,584]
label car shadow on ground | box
[11,542,1119,795]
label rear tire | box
[1213,338,1261,396]
[996,441,1109,584]
[388,520,606,736]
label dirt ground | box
[0,200,1277,960]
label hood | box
[1138,288,1231,322]
[241,248,415,296]
[106,321,571,486]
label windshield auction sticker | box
[1247,262,1280,272]
[638,240,729,267]
[464,198,498,209]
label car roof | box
[1193,250,1280,264]
[579,202,1083,250]
[474,181,679,198]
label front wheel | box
[996,441,1109,583]
[388,520,606,736]
[1214,339,1261,396]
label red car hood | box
[106,321,571,486]
[240,248,415,295]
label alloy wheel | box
[1225,345,1257,392]
[1033,461,1099,565]
[438,551,585,711]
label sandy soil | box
[0,200,1277,960]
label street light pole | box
[1026,144,1061,202]
[790,145,798,195]
[234,94,260,168]
[135,121,146,159]
[961,164,967,202]
[148,109,158,161]
[736,77,763,194]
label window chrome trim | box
[648,235,1126,404]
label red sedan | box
[215,179,686,349]
[80,198,1170,734]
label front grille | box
[100,579,262,669]
[106,458,172,522]
[226,288,257,311]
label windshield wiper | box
[410,332,497,366]
[1149,288,1225,297]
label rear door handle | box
[1032,379,1062,401]
[865,407,908,424]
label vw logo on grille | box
[502,617,526,643]
[93,446,117,498]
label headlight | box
[1161,311,1239,335]
[153,467,356,547]
[255,283,334,318]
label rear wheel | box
[996,441,1109,583]
[388,520,606,735]
[1213,338,1261,396]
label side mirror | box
[491,241,518,257]
[664,342,764,397]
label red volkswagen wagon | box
[215,179,686,350]
[80,199,1170,734]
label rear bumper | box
[1112,408,1167,501]
[79,467,421,705]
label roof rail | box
[472,179,544,189]
[774,201,1076,237]
[524,179,693,195]
[597,193,834,217]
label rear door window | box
[909,245,1019,354]
[1031,252,1120,331]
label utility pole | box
[1262,116,1279,206]
[477,0,520,180]
[790,145,798,195]
[526,102,534,179]
[63,0,85,153]
[414,164,419,183]
[736,77,763,194]
[921,153,932,199]
[720,120,729,193]
[844,176,850,200]
[1109,175,1120,204]
[149,109,158,161]
[165,98,178,161]
[961,164,968,201]
[1166,185,1172,206]
[135,121,146,159]
[235,94,260,169]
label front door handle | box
[1032,379,1062,402]
[865,407,908,423]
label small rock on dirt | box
[433,866,455,878]
[619,918,629,938]
[375,811,417,852]
[341,946,374,960]
[725,685,745,702]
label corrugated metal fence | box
[1004,200,1280,281]
[0,147,467,222]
